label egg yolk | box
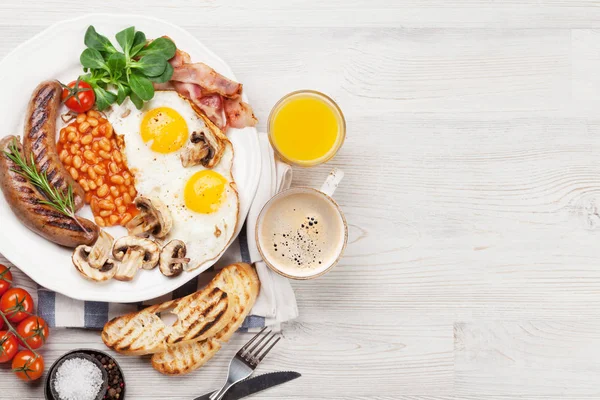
[140,107,188,153]
[184,170,228,214]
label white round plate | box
[0,15,261,302]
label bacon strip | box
[224,98,258,129]
[153,81,226,128]
[153,47,256,129]
[153,82,173,90]
[170,48,191,68]
[173,82,226,129]
[171,63,243,99]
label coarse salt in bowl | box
[49,353,108,400]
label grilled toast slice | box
[102,283,238,356]
[149,338,222,375]
[151,262,259,375]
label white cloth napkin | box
[247,133,298,325]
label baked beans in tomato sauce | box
[57,110,138,227]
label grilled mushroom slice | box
[112,236,160,281]
[72,246,117,282]
[159,240,190,277]
[126,196,172,239]
[87,231,114,269]
[180,128,225,168]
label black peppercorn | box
[83,351,125,399]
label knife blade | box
[193,371,301,400]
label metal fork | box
[209,327,282,400]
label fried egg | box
[106,91,239,271]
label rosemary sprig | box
[3,138,88,233]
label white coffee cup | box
[256,169,347,280]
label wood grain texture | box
[455,321,600,396]
[2,0,600,398]
[2,0,600,28]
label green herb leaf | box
[93,85,117,111]
[137,37,176,60]
[129,72,154,101]
[80,48,107,70]
[82,69,109,88]
[84,26,116,54]
[133,54,168,77]
[80,27,175,110]
[115,26,136,55]
[148,62,174,83]
[129,92,144,110]
[116,82,130,105]
[106,52,127,80]
[130,31,147,57]
[79,73,93,84]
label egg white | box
[106,91,239,271]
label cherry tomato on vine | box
[61,78,95,113]
[16,316,49,350]
[0,288,34,324]
[0,331,18,363]
[12,350,44,381]
[0,264,12,297]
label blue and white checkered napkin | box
[37,133,299,330]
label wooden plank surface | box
[455,320,600,395]
[2,1,600,399]
[1,1,600,28]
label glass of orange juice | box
[268,90,346,167]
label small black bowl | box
[45,349,125,400]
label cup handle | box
[320,168,344,197]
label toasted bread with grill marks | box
[151,262,259,375]
[102,283,238,356]
[150,338,222,375]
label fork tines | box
[239,326,282,365]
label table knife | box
[194,371,301,400]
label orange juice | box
[268,91,345,166]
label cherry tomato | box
[0,264,12,297]
[17,316,49,350]
[0,288,34,323]
[12,350,44,381]
[61,78,95,113]
[0,331,18,363]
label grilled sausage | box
[22,80,85,210]
[0,136,98,247]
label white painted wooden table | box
[2,1,600,398]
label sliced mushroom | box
[126,197,173,239]
[88,231,114,269]
[159,240,190,277]
[113,236,160,281]
[180,127,225,168]
[72,246,117,282]
[113,258,138,281]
